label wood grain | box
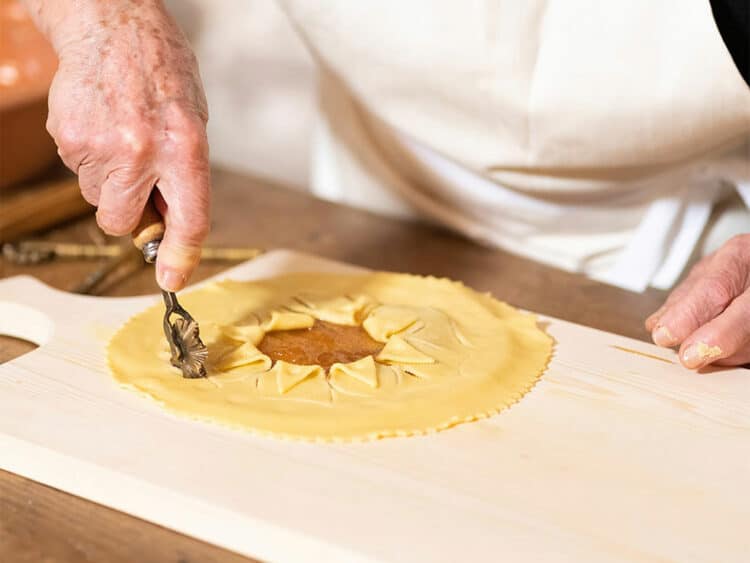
[0,167,675,563]
[0,470,250,563]
[2,250,748,562]
[0,173,93,243]
[0,335,36,363]
[131,198,166,252]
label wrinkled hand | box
[646,234,750,369]
[46,5,210,291]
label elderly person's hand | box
[23,0,210,291]
[646,234,750,369]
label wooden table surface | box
[0,167,668,563]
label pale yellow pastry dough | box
[376,335,436,365]
[270,361,324,394]
[362,305,420,342]
[108,273,553,441]
[330,356,379,389]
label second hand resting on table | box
[22,0,750,370]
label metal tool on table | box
[2,240,264,265]
[70,248,138,295]
[2,240,119,264]
[131,198,208,379]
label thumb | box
[153,170,211,292]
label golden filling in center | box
[257,320,384,370]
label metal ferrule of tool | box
[132,198,207,379]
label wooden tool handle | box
[131,197,165,251]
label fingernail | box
[682,341,722,369]
[158,268,185,292]
[652,325,676,347]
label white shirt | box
[280,0,750,291]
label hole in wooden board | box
[0,301,55,349]
[0,335,38,364]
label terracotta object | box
[0,0,59,190]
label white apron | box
[280,0,750,291]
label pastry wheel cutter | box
[131,198,208,378]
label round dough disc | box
[108,272,554,441]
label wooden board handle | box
[131,197,165,251]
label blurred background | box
[165,0,316,190]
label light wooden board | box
[0,250,748,563]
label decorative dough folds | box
[219,324,265,346]
[362,305,420,342]
[263,311,315,332]
[214,341,271,372]
[270,361,323,394]
[290,294,375,325]
[330,356,379,389]
[108,272,553,441]
[376,336,435,365]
